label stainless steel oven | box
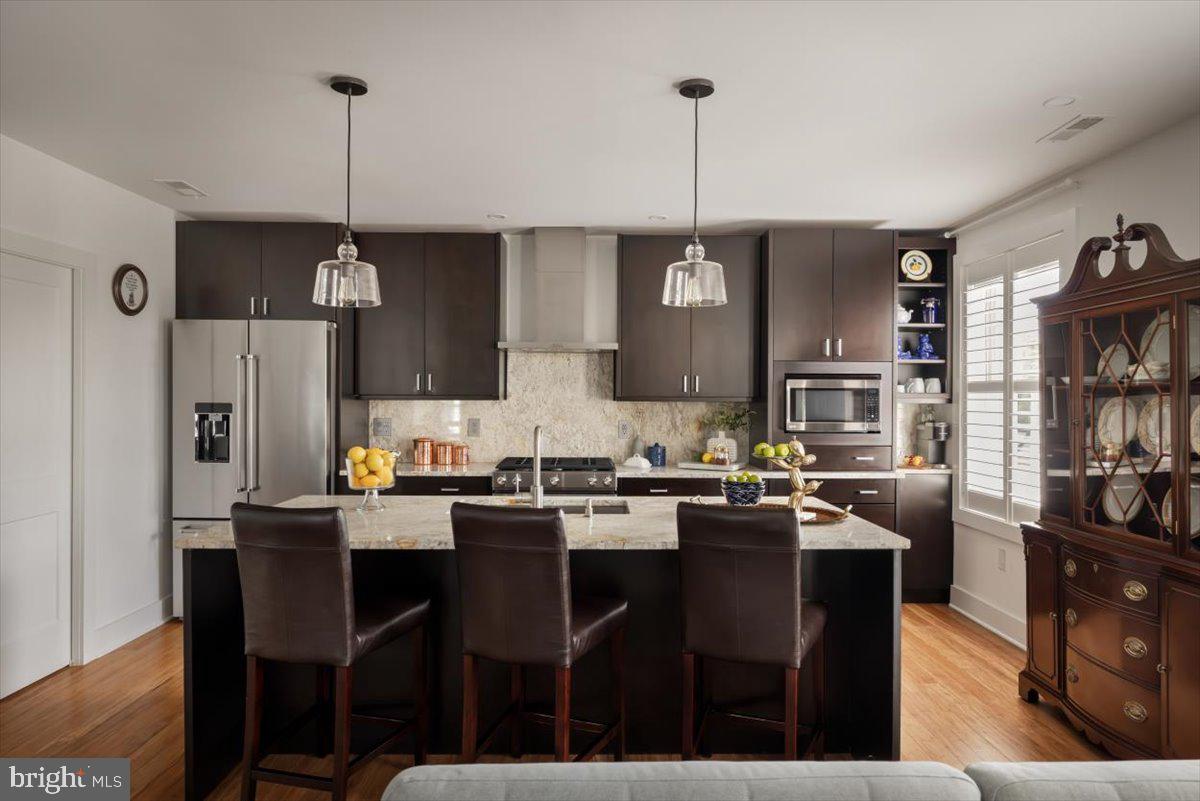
[784,373,883,433]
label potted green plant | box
[700,404,754,464]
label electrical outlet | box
[467,418,481,437]
[371,417,392,437]
[998,548,1007,573]
[617,420,632,440]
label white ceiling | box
[2,1,1198,232]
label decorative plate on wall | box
[899,250,933,282]
[112,263,147,316]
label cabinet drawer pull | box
[1123,637,1148,659]
[1065,665,1079,683]
[1122,701,1148,723]
[250,296,257,316]
[415,373,422,393]
[856,489,880,495]
[1064,558,1077,578]
[1123,580,1148,602]
[427,373,433,394]
[835,338,843,358]
[682,374,689,394]
[439,487,460,493]
[852,456,876,462]
[649,488,669,494]
[1064,608,1077,627]
[263,297,270,316]
[693,374,700,394]
[822,338,831,357]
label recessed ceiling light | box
[153,178,207,198]
[1043,96,1077,108]
[485,213,508,221]
[648,214,669,222]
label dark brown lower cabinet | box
[618,477,722,497]
[1022,530,1060,689]
[896,474,953,603]
[1162,580,1200,758]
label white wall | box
[1,134,176,662]
[950,114,1200,645]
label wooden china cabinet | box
[1020,217,1199,759]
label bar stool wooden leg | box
[314,665,332,757]
[412,625,428,766]
[240,656,263,801]
[554,666,571,762]
[681,652,695,760]
[510,664,525,757]
[611,626,627,761]
[461,654,478,763]
[784,666,799,761]
[812,634,826,761]
[331,665,354,801]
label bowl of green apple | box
[721,470,766,505]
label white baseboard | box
[950,585,1026,648]
[83,594,172,663]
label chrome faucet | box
[531,425,545,509]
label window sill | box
[953,508,1024,545]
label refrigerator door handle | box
[247,354,260,491]
[234,354,247,492]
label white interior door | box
[0,252,73,697]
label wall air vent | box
[1037,115,1105,143]
[153,179,207,198]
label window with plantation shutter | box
[959,234,1062,525]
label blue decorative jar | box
[647,442,666,467]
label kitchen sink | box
[501,499,630,515]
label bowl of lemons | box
[721,471,765,506]
[346,445,397,511]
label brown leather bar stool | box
[451,502,628,763]
[677,502,827,761]
[231,503,431,801]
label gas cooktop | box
[495,456,614,471]
[492,456,616,493]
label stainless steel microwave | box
[784,374,883,433]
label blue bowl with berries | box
[721,472,766,505]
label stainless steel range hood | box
[498,228,618,352]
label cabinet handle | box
[1123,580,1148,602]
[852,456,876,462]
[1064,608,1077,627]
[439,487,460,493]
[427,373,433,394]
[649,488,669,494]
[822,338,831,357]
[682,374,689,394]
[415,373,422,393]
[250,296,257,316]
[855,489,879,495]
[1064,558,1077,578]
[693,375,700,394]
[1123,637,1148,659]
[835,338,843,358]
[263,297,270,316]
[1157,663,1168,674]
[1065,665,1078,683]
[1049,611,1058,622]
[1122,701,1148,723]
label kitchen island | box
[178,495,908,800]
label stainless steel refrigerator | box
[171,319,336,615]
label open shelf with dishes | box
[895,235,954,400]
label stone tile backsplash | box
[369,351,737,463]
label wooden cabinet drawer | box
[811,479,896,505]
[617,477,721,497]
[393,476,492,496]
[1062,548,1159,617]
[1064,587,1160,686]
[1065,647,1160,752]
[805,446,893,471]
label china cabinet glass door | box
[1041,318,1072,520]
[1077,297,1175,548]
[1183,292,1200,558]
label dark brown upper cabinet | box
[353,233,501,400]
[176,221,338,321]
[767,227,894,363]
[617,235,759,401]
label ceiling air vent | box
[1037,115,1105,143]
[153,179,207,198]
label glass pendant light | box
[314,76,381,308]
[663,78,726,308]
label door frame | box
[1,228,90,666]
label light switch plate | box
[467,418,481,437]
[618,420,632,439]
[371,417,393,437]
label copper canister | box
[435,441,455,466]
[413,437,434,466]
[452,442,471,465]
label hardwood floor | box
[0,604,1103,799]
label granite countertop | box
[618,465,954,479]
[175,495,910,551]
[391,462,498,477]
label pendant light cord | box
[692,93,699,244]
[346,90,352,230]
